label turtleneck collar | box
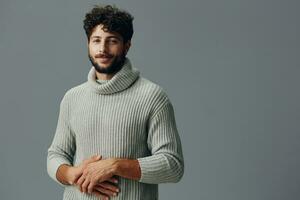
[87,58,140,95]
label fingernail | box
[116,189,119,192]
[113,193,117,196]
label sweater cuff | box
[137,155,167,183]
[47,157,72,187]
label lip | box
[97,57,111,63]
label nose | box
[99,41,107,53]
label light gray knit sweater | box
[47,58,184,200]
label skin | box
[56,24,142,200]
[76,157,141,195]
[56,156,120,199]
[87,24,131,80]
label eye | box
[108,39,118,44]
[93,39,100,43]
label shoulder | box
[135,77,172,113]
[137,77,167,96]
[137,77,169,99]
[60,82,89,104]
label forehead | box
[90,24,122,39]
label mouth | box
[95,55,112,63]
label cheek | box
[88,44,98,53]
[109,44,124,52]
[112,47,125,55]
[89,46,96,53]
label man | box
[47,4,184,200]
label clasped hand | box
[72,155,120,199]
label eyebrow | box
[91,36,121,40]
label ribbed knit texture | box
[47,58,184,200]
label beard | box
[88,52,126,74]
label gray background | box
[0,0,299,199]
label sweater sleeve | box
[47,93,76,186]
[137,100,184,184]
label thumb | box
[82,155,102,165]
[92,155,102,160]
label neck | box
[95,72,116,80]
[87,57,140,95]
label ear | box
[125,41,131,53]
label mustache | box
[95,53,113,58]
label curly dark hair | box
[83,4,134,43]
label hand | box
[71,155,120,199]
[91,178,120,199]
[76,158,118,194]
[67,155,102,185]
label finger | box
[92,190,109,200]
[91,155,102,161]
[76,184,81,193]
[73,174,81,185]
[84,155,102,165]
[94,185,118,197]
[88,180,97,194]
[82,178,90,193]
[98,182,120,193]
[76,176,85,192]
[106,177,118,184]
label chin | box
[97,61,111,68]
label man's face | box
[88,24,131,74]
